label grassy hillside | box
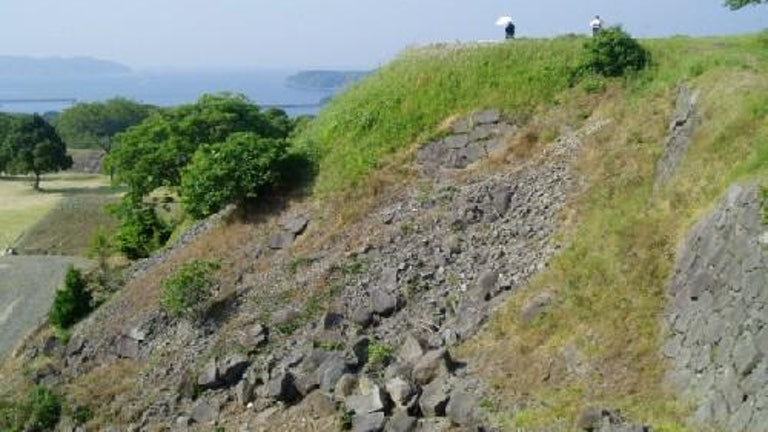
[296,32,768,429]
[0,174,120,255]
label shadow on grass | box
[40,185,124,196]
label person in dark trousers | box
[505,21,516,39]
[590,15,603,37]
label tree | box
[724,0,767,9]
[583,26,650,77]
[49,266,92,329]
[55,97,154,153]
[0,114,72,190]
[180,133,289,218]
[107,93,293,199]
[0,113,15,173]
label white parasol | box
[495,16,513,26]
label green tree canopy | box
[0,114,72,189]
[55,97,155,152]
[180,133,289,219]
[0,113,16,172]
[107,93,293,199]
[724,0,767,9]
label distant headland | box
[0,56,131,76]
[286,70,371,90]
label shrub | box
[49,267,93,329]
[160,260,220,319]
[180,133,289,219]
[583,26,650,77]
[110,199,171,260]
[367,342,394,369]
[0,386,62,432]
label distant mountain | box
[0,56,131,76]
[286,70,371,90]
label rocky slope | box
[18,110,610,432]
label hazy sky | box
[0,1,765,70]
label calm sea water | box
[0,70,333,117]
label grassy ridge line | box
[464,33,768,430]
[298,37,589,196]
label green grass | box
[297,37,591,196]
[0,174,119,253]
[459,32,768,429]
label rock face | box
[418,109,514,172]
[655,84,700,189]
[665,184,768,431]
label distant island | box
[0,56,131,76]
[286,70,371,90]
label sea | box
[0,69,335,117]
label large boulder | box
[412,349,451,385]
[218,354,250,386]
[352,412,387,432]
[445,391,482,428]
[345,377,390,414]
[419,379,449,418]
[267,371,301,404]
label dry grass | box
[462,52,768,430]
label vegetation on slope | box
[296,37,589,196]
[462,33,768,429]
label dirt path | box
[0,256,92,359]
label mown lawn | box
[0,173,120,255]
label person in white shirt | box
[590,15,603,37]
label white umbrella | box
[495,16,513,26]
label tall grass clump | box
[160,259,220,320]
[296,37,589,196]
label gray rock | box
[352,412,387,432]
[323,312,345,330]
[272,308,299,326]
[477,270,498,300]
[197,359,219,389]
[218,354,250,385]
[419,379,449,417]
[412,349,450,385]
[473,109,501,125]
[371,289,398,316]
[267,371,300,404]
[235,378,254,406]
[190,400,218,424]
[416,418,452,432]
[114,335,139,359]
[241,324,268,350]
[446,391,482,428]
[385,410,418,432]
[444,134,469,149]
[520,292,555,324]
[281,215,310,235]
[346,378,390,414]
[334,373,359,402]
[269,232,295,250]
[386,376,417,408]
[317,352,348,392]
[351,306,374,328]
[399,333,425,364]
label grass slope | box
[296,32,768,429]
[0,174,119,255]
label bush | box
[49,267,93,329]
[0,386,62,432]
[160,260,220,319]
[583,26,650,77]
[180,133,289,219]
[110,199,171,259]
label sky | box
[0,0,765,70]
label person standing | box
[505,20,516,39]
[590,15,603,37]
